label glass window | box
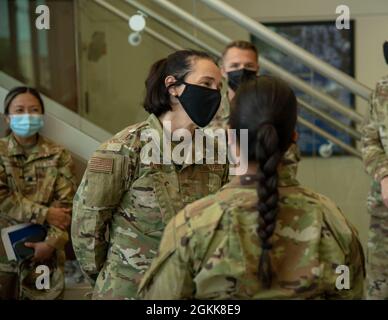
[15,0,35,84]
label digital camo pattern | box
[0,134,76,299]
[361,75,388,299]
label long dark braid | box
[229,75,297,288]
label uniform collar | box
[226,164,300,189]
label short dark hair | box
[143,49,216,117]
[4,86,45,115]
[222,40,259,60]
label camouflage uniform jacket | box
[72,113,229,299]
[0,134,75,299]
[138,166,365,299]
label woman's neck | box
[13,133,38,148]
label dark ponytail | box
[229,75,297,288]
[143,58,169,116]
[143,49,215,117]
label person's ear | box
[292,130,299,143]
[5,115,10,125]
[165,75,178,97]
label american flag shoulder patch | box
[89,156,114,174]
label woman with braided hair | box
[138,75,365,299]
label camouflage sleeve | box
[71,149,130,283]
[138,214,195,300]
[344,227,365,299]
[361,85,388,182]
[0,153,48,225]
[319,197,365,299]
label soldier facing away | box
[0,87,75,299]
[361,41,388,300]
[138,76,365,300]
[71,50,229,300]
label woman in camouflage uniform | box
[0,87,76,299]
[72,50,229,299]
[138,76,365,299]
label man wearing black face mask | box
[208,40,259,130]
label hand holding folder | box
[1,223,48,261]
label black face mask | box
[175,81,221,128]
[227,68,257,92]
[384,41,388,65]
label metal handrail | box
[298,116,361,158]
[298,98,361,140]
[96,0,361,157]
[199,0,372,101]
[150,0,364,124]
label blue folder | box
[1,223,47,261]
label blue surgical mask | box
[9,114,44,138]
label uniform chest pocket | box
[35,162,58,204]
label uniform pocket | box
[129,171,172,235]
[109,227,156,280]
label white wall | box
[297,157,370,249]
